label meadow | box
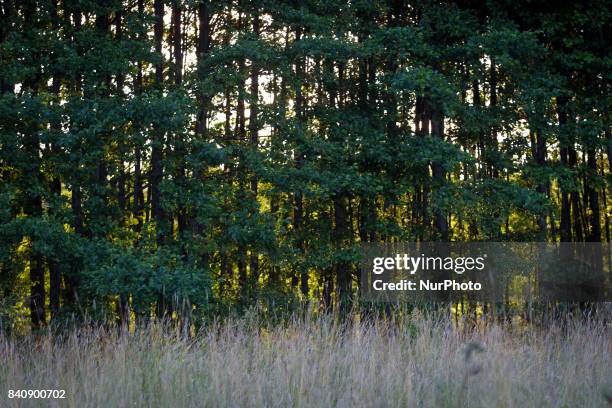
[1,314,610,408]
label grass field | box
[0,314,610,407]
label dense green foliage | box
[0,0,609,330]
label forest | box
[0,0,610,333]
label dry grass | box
[0,314,610,407]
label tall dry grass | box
[0,314,610,407]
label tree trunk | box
[294,26,308,298]
[249,12,260,285]
[152,0,165,245]
[431,107,448,240]
[568,147,584,241]
[24,111,45,328]
[557,95,572,242]
[172,0,187,239]
[586,150,601,242]
[530,129,547,238]
[334,197,351,316]
[49,76,62,319]
[152,0,166,318]
[196,0,211,138]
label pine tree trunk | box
[132,0,145,240]
[586,150,601,242]
[196,0,210,138]
[334,197,351,316]
[557,95,572,242]
[49,74,62,319]
[568,147,584,241]
[152,0,166,318]
[152,0,165,246]
[249,12,260,285]
[172,0,187,240]
[431,107,448,240]
[24,108,45,328]
[235,10,248,300]
[21,2,46,329]
[294,26,308,298]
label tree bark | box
[152,0,166,318]
[249,11,260,285]
[557,95,572,242]
[151,0,165,244]
[586,149,601,242]
[431,107,448,240]
[294,26,308,297]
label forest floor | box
[0,314,610,407]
